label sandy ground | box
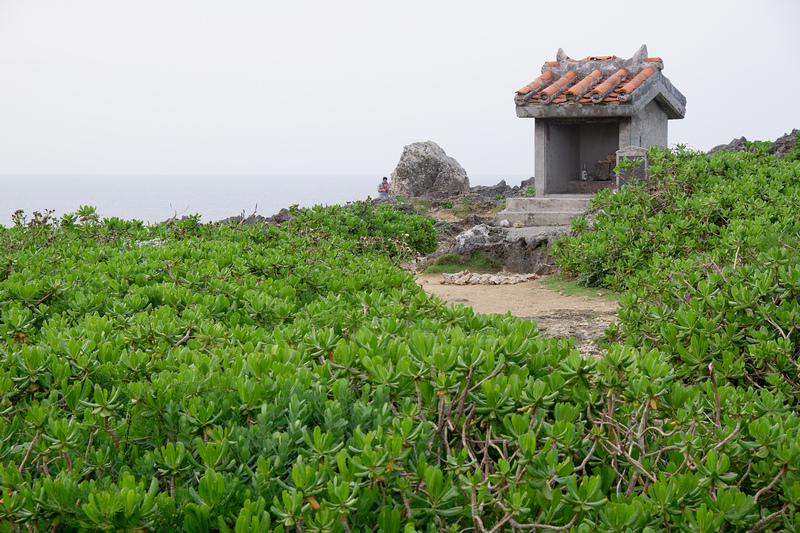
[415,272,618,358]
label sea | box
[0,174,519,228]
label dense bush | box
[2,176,800,533]
[286,201,438,258]
[553,145,800,397]
[554,145,800,291]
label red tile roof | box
[540,71,577,103]
[515,46,687,119]
[565,69,602,100]
[517,71,553,95]
[618,67,656,101]
[516,52,663,105]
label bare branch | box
[747,505,787,533]
[754,466,785,504]
[508,512,579,531]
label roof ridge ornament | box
[556,48,569,62]
[630,44,648,63]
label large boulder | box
[389,141,470,199]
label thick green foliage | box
[554,146,800,398]
[286,201,438,258]
[554,145,800,291]
[2,196,800,532]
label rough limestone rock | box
[469,178,535,199]
[265,208,292,224]
[707,136,750,155]
[389,141,470,199]
[433,224,568,275]
[451,224,495,255]
[770,129,799,159]
[706,131,798,159]
[441,270,535,285]
[468,177,534,198]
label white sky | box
[1,1,798,181]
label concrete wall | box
[536,120,619,195]
[616,146,648,189]
[619,100,668,148]
[534,101,668,195]
[534,121,546,196]
[579,123,619,178]
[545,122,580,194]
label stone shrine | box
[514,44,686,197]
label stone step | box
[495,210,585,227]
[494,194,595,227]
[504,196,592,212]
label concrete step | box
[495,194,594,227]
[504,196,592,212]
[494,210,585,227]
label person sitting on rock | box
[377,177,390,198]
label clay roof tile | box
[515,49,680,109]
[618,66,656,96]
[565,69,602,99]
[516,70,554,95]
[589,68,627,103]
[539,70,578,103]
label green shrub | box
[290,200,438,257]
[553,146,800,290]
[554,144,800,397]
[4,192,800,532]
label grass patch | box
[539,273,619,302]
[410,198,432,215]
[452,198,477,217]
[423,250,501,274]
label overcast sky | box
[1,1,798,180]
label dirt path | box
[415,273,618,358]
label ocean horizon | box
[0,174,526,228]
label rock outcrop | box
[469,177,535,199]
[389,141,470,199]
[218,208,292,226]
[707,130,798,158]
[707,136,750,155]
[431,223,568,275]
[771,129,799,159]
